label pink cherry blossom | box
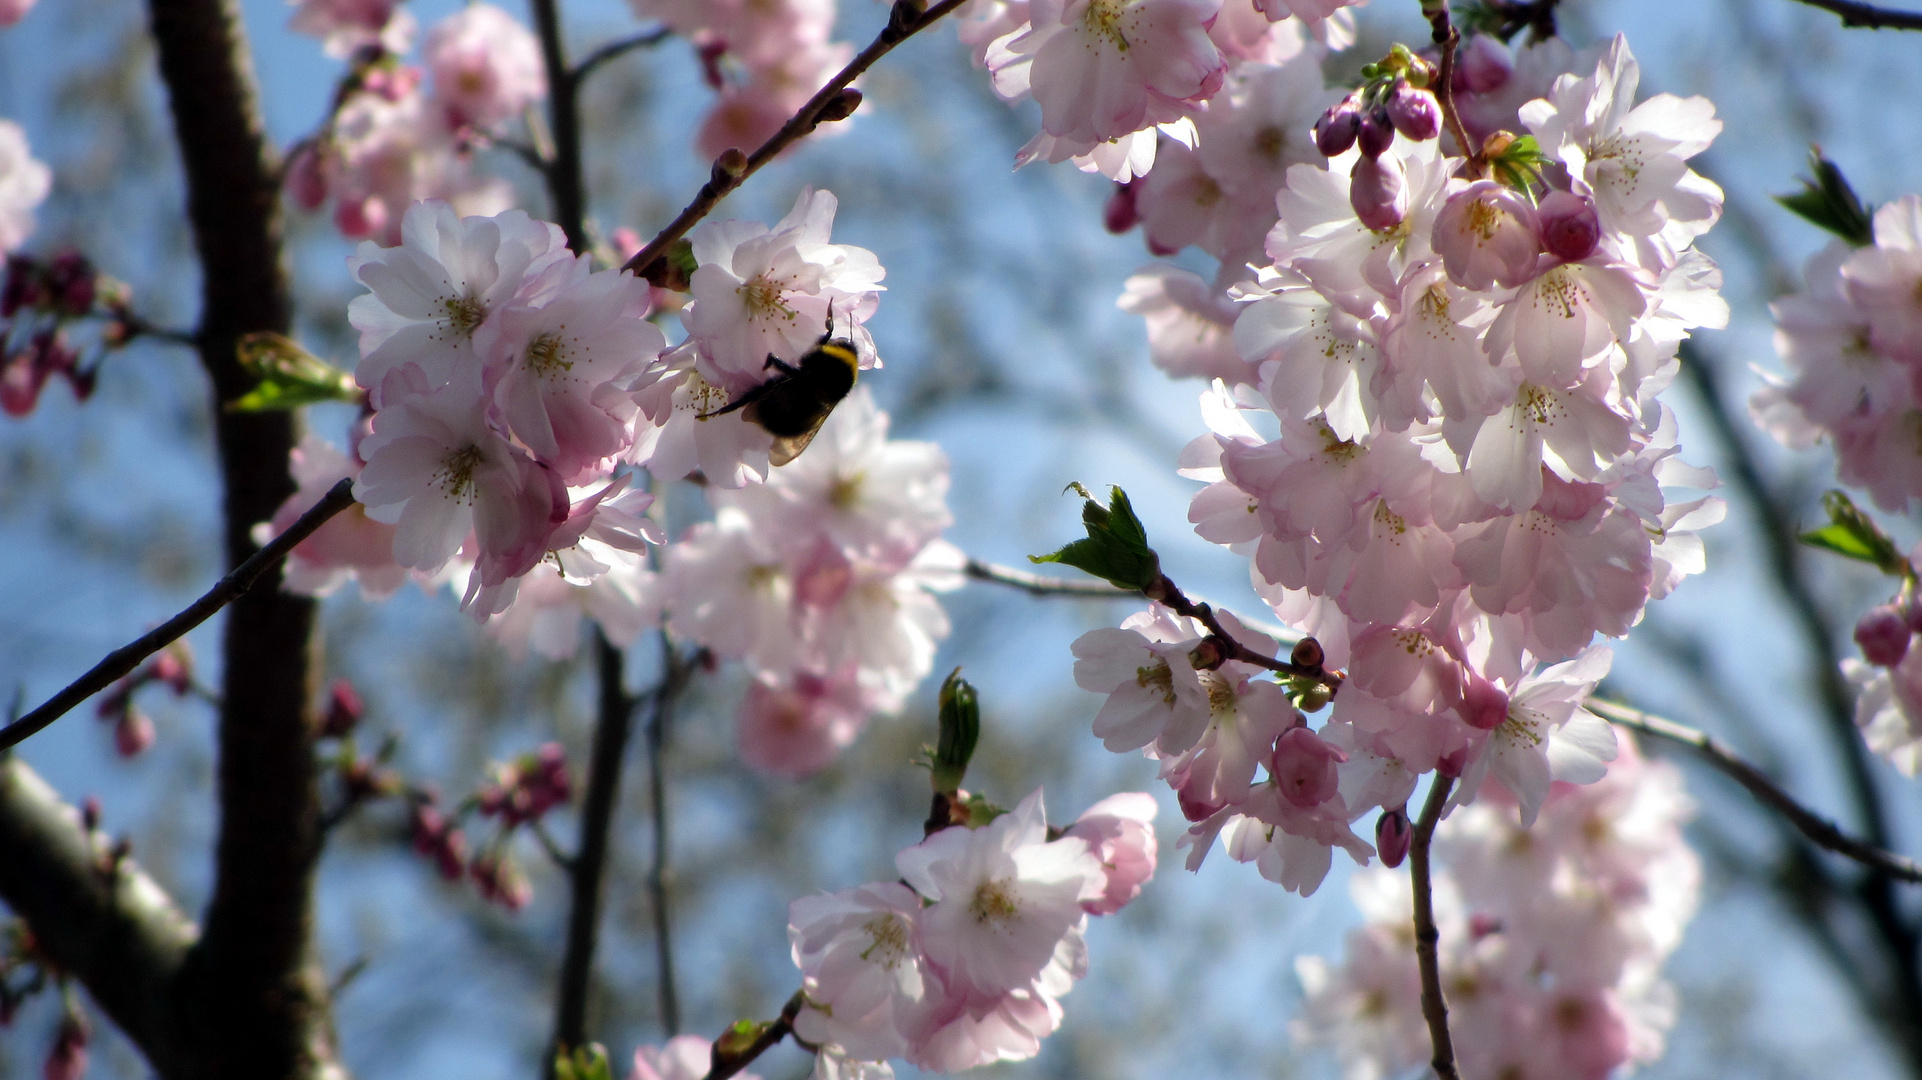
[630,1036,758,1080]
[289,0,415,57]
[1011,0,1225,152]
[1432,180,1543,291]
[424,4,547,132]
[256,434,407,598]
[1840,196,1922,366]
[1846,654,1922,777]
[789,881,930,1063]
[1063,792,1158,915]
[1454,647,1618,827]
[738,668,873,779]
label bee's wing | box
[767,412,831,467]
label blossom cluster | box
[1755,196,1922,514]
[1843,575,1922,777]
[260,190,951,780]
[1063,34,1730,896]
[632,0,856,161]
[1296,736,1699,1080]
[285,0,543,242]
[787,789,1156,1078]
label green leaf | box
[1486,133,1551,192]
[1029,483,1161,592]
[930,669,980,794]
[1776,149,1875,247]
[1799,489,1910,576]
[228,332,362,412]
[553,1044,612,1080]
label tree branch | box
[701,992,804,1080]
[0,757,198,1075]
[1148,574,1343,691]
[527,0,586,251]
[645,640,691,1035]
[621,0,972,279]
[0,479,355,753]
[1786,0,1922,29]
[1409,774,1459,1080]
[1422,0,1481,170]
[963,558,1132,598]
[572,26,670,84]
[550,632,638,1059]
[142,0,340,1069]
[1592,699,1922,884]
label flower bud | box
[322,677,365,739]
[1349,154,1408,232]
[1375,806,1411,868]
[1103,181,1140,234]
[1538,189,1602,263]
[44,1012,89,1080]
[151,647,192,696]
[46,251,94,317]
[1313,97,1362,157]
[286,143,329,211]
[1459,676,1510,731]
[1386,84,1441,142]
[114,709,155,758]
[697,38,728,90]
[1273,727,1344,809]
[1290,637,1324,670]
[1356,105,1395,158]
[1856,604,1913,667]
[81,796,101,832]
[1453,34,1513,94]
[818,87,863,124]
[1436,746,1470,778]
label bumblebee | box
[699,316,859,466]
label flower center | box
[738,274,796,323]
[441,293,486,338]
[524,331,572,377]
[435,445,485,504]
[1135,658,1176,705]
[969,878,1020,926]
[1082,0,1133,50]
[1252,125,1286,163]
[828,472,864,509]
[858,914,911,968]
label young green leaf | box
[228,332,362,411]
[930,668,980,795]
[1799,489,1911,577]
[1776,148,1875,247]
[1029,483,1162,592]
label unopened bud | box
[322,677,365,739]
[1313,98,1362,157]
[1386,84,1441,142]
[81,796,101,832]
[1537,189,1602,263]
[1104,181,1140,234]
[1459,676,1510,731]
[1356,105,1395,158]
[931,670,981,794]
[114,709,155,758]
[1375,806,1411,868]
[1481,130,1517,159]
[1453,34,1513,95]
[1436,746,1469,778]
[710,148,748,186]
[286,142,329,211]
[1349,154,1408,232]
[1290,637,1324,670]
[44,1012,89,1080]
[1856,604,1913,667]
[1188,637,1227,671]
[1468,912,1503,940]
[817,87,863,124]
[696,38,728,90]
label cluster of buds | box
[1315,46,1443,229]
[1854,598,1922,669]
[93,644,193,758]
[475,743,571,826]
[1,252,132,417]
[409,795,470,882]
[468,849,532,912]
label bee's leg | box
[699,380,775,419]
[762,355,801,375]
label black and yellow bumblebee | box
[699,314,860,467]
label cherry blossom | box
[0,120,50,254]
[629,1036,759,1080]
[256,434,407,599]
[289,0,415,58]
[423,4,546,132]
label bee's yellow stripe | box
[818,343,859,372]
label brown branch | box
[550,632,639,1060]
[620,0,971,279]
[573,26,671,84]
[964,559,1132,598]
[702,992,805,1080]
[1147,574,1343,692]
[1591,700,1922,884]
[0,479,356,753]
[645,640,694,1035]
[1787,0,1922,29]
[1423,1,1482,172]
[0,758,198,1075]
[1409,774,1459,1080]
[145,0,339,1068]
[528,0,587,251]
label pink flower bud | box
[1453,34,1513,94]
[81,796,101,832]
[1349,154,1408,232]
[286,143,329,211]
[1375,807,1411,868]
[1313,97,1361,157]
[697,38,728,90]
[471,851,530,911]
[1468,913,1502,940]
[1103,181,1140,234]
[322,677,364,738]
[1356,105,1395,158]
[1272,727,1345,808]
[114,710,155,758]
[151,650,191,696]
[1856,604,1913,667]
[1432,180,1542,290]
[2,254,39,317]
[0,0,40,28]
[1436,746,1470,778]
[46,252,95,317]
[1459,676,1510,731]
[1386,84,1441,142]
[1065,792,1158,916]
[1537,189,1602,263]
[43,1013,88,1080]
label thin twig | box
[1786,0,1922,29]
[527,0,587,250]
[702,992,805,1080]
[647,637,695,1035]
[0,478,357,753]
[572,26,671,83]
[1423,1,1482,171]
[963,559,1131,598]
[621,0,971,279]
[550,632,639,1060]
[1409,774,1459,1080]
[1591,699,1922,884]
[529,819,576,873]
[1148,574,1343,692]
